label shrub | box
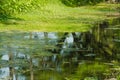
[61,0,104,7]
[0,0,47,16]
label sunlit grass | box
[0,1,119,32]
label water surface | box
[0,26,120,80]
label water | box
[0,23,120,80]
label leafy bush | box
[117,75,120,80]
[0,0,47,16]
[61,0,104,7]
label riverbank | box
[0,2,119,32]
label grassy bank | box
[0,1,119,32]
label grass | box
[0,1,119,32]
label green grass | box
[0,1,119,32]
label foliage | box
[61,0,104,7]
[117,75,120,80]
[0,0,47,16]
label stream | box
[0,18,120,80]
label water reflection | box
[0,26,120,80]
